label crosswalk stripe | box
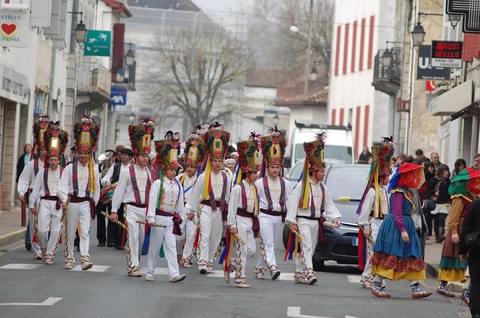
[347,275,361,284]
[0,263,42,270]
[71,265,111,272]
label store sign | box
[111,85,127,105]
[417,45,450,80]
[0,65,29,104]
[446,0,480,33]
[0,6,30,48]
[84,30,111,57]
[431,41,463,68]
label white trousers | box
[147,215,180,279]
[181,215,199,260]
[65,201,91,262]
[28,207,41,255]
[296,218,318,272]
[256,213,283,269]
[125,205,146,271]
[236,216,256,278]
[38,199,63,257]
[199,206,223,265]
[362,218,383,278]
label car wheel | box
[313,259,326,272]
[282,224,290,249]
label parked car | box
[284,161,370,270]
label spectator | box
[426,164,450,243]
[16,143,32,182]
[473,153,480,171]
[358,145,372,164]
[430,152,442,170]
[460,198,480,318]
[396,153,407,166]
[451,159,467,180]
[415,149,427,163]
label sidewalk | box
[0,207,26,249]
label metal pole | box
[303,0,313,95]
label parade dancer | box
[18,115,50,260]
[58,114,100,270]
[370,163,432,299]
[29,122,68,264]
[254,127,292,280]
[177,128,206,267]
[145,131,186,283]
[226,133,261,288]
[285,133,342,285]
[110,119,154,277]
[186,122,232,274]
[436,168,480,297]
[356,139,393,288]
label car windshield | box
[325,166,369,200]
[294,144,353,164]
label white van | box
[286,121,354,170]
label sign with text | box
[84,30,111,56]
[111,85,127,105]
[446,0,480,34]
[417,45,450,80]
[0,6,29,48]
[431,41,463,68]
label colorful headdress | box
[44,121,69,158]
[73,114,100,153]
[298,132,326,209]
[32,115,50,155]
[184,126,207,168]
[128,118,155,155]
[204,121,230,160]
[449,168,480,197]
[234,132,261,184]
[154,131,181,174]
[388,162,425,192]
[260,127,286,177]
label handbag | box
[465,231,480,250]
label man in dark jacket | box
[460,198,480,318]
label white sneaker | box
[169,274,186,283]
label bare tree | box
[146,24,248,128]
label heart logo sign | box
[1,23,16,35]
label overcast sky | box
[191,0,252,15]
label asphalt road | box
[0,224,470,318]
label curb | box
[0,228,26,249]
[426,261,464,293]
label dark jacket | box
[16,153,30,182]
[460,198,480,257]
[425,177,451,204]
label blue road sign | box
[111,86,127,105]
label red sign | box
[431,41,463,68]
[426,80,436,92]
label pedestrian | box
[145,131,186,283]
[451,159,467,180]
[226,132,261,288]
[459,198,480,318]
[430,152,442,170]
[29,122,68,264]
[286,132,342,285]
[437,168,480,297]
[254,127,292,280]
[17,115,50,260]
[358,145,372,164]
[357,139,394,288]
[16,143,32,183]
[177,127,206,268]
[186,122,232,274]
[422,161,436,235]
[473,153,480,171]
[110,119,154,277]
[58,114,100,270]
[426,164,450,243]
[370,162,432,299]
[414,149,427,164]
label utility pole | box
[303,0,313,95]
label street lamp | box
[411,22,426,46]
[68,11,87,47]
[125,48,135,66]
[448,14,461,29]
[381,49,393,68]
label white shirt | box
[285,179,341,224]
[357,186,389,229]
[147,177,186,224]
[17,159,44,195]
[255,175,293,212]
[111,165,151,212]
[57,162,100,204]
[186,170,232,212]
[101,162,130,186]
[29,167,61,208]
[176,172,197,203]
[227,179,257,227]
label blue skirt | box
[373,213,423,260]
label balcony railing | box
[372,47,403,96]
[77,62,111,101]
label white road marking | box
[287,307,359,318]
[0,263,42,270]
[347,275,362,284]
[140,267,297,280]
[0,297,62,306]
[71,265,110,272]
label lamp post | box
[68,11,87,47]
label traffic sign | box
[111,86,127,105]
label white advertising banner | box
[0,5,30,48]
